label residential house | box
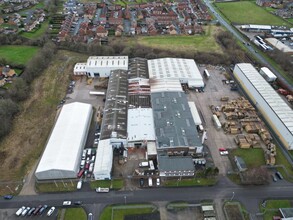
[96,25,108,38]
[115,24,123,36]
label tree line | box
[0,42,56,139]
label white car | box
[15,206,25,216]
[156,178,160,186]
[63,201,72,206]
[47,207,55,216]
[21,207,30,216]
[220,150,229,156]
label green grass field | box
[164,178,217,187]
[0,45,39,65]
[131,26,223,53]
[215,1,292,27]
[260,200,291,220]
[230,148,265,168]
[21,21,49,39]
[276,147,293,181]
[100,204,158,220]
[35,181,77,193]
[58,208,87,220]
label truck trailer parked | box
[212,114,221,129]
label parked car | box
[63,201,72,206]
[275,171,283,180]
[27,207,36,216]
[219,148,227,151]
[139,178,144,187]
[156,178,160,186]
[220,150,229,156]
[77,180,83,190]
[3,195,13,200]
[47,207,55,216]
[74,201,82,205]
[271,174,278,182]
[21,207,30,216]
[88,213,93,220]
[33,205,43,215]
[39,205,48,215]
[15,206,25,216]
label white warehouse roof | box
[127,108,156,142]
[150,79,183,93]
[148,58,204,88]
[93,139,113,180]
[234,63,293,149]
[35,102,93,180]
[74,63,87,72]
[86,56,128,68]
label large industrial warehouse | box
[35,102,93,180]
[73,56,129,77]
[233,63,293,150]
[148,58,204,88]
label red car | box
[219,148,226,151]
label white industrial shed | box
[73,63,87,75]
[234,63,293,150]
[93,139,113,180]
[127,108,156,147]
[35,102,93,180]
[86,56,128,77]
[148,58,204,88]
[188,102,202,125]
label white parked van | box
[77,180,83,190]
[148,177,153,187]
[87,149,91,156]
[16,206,25,216]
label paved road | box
[1,177,293,219]
[204,0,293,92]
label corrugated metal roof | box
[128,57,149,79]
[87,56,128,68]
[93,139,113,180]
[158,156,195,171]
[148,58,203,82]
[151,91,202,148]
[236,63,293,134]
[35,102,93,179]
[100,69,128,140]
[127,108,156,142]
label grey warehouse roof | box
[151,91,202,148]
[158,156,195,172]
[100,69,128,140]
[128,57,149,79]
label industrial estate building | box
[73,56,129,77]
[233,63,293,150]
[35,102,93,180]
[148,58,204,88]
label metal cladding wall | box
[233,63,293,150]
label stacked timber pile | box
[223,121,242,134]
[234,134,261,148]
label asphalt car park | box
[0,207,59,220]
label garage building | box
[35,102,93,180]
[233,63,293,150]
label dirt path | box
[19,160,39,195]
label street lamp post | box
[230,192,235,201]
[6,185,13,193]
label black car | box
[275,171,283,180]
[3,195,13,200]
[74,201,82,205]
[139,178,144,187]
[33,205,43,215]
